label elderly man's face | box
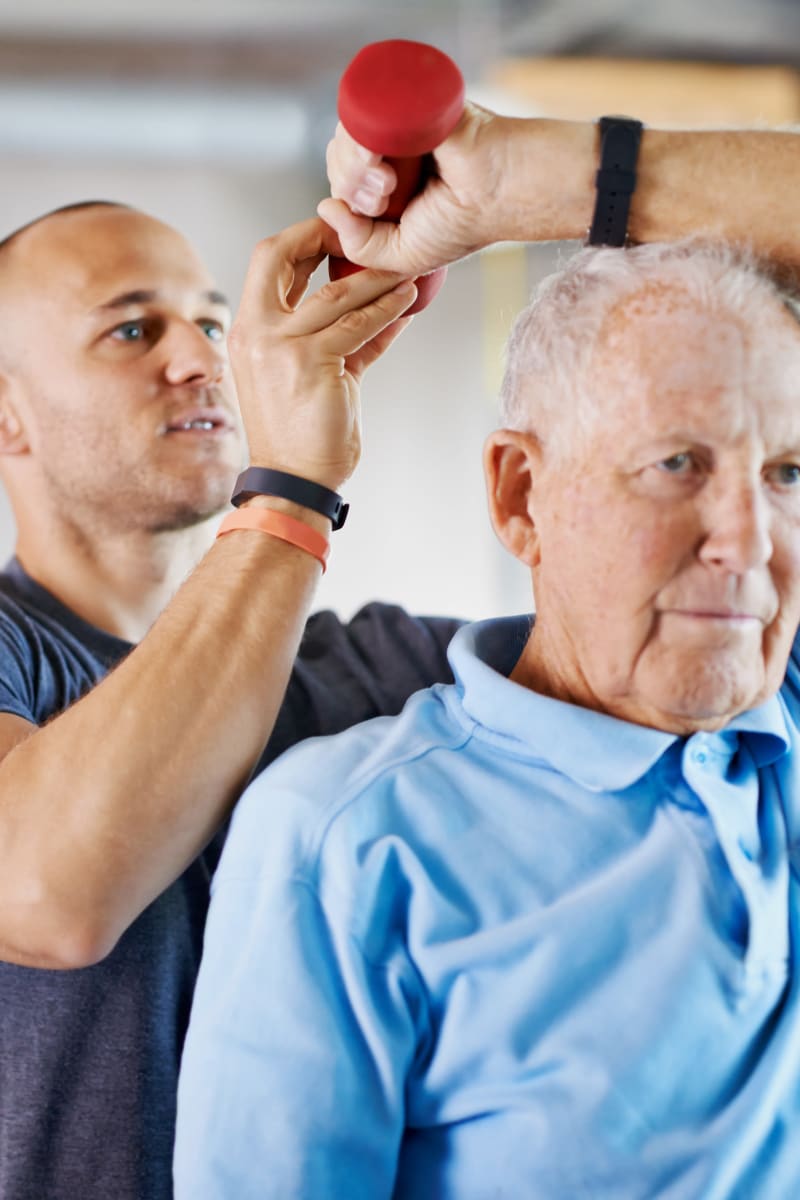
[507,288,800,734]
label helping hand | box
[228,217,416,490]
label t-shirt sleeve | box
[174,767,420,1199]
[0,608,39,722]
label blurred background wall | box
[1,0,798,622]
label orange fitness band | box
[217,508,330,572]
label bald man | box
[0,202,461,1200]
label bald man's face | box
[0,206,245,533]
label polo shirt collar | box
[448,616,790,793]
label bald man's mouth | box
[159,405,237,436]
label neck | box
[15,518,216,643]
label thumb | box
[317,198,406,271]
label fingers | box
[226,216,419,489]
[235,214,413,342]
[310,278,417,362]
[325,122,397,217]
[232,214,417,358]
[236,217,344,319]
[289,265,415,341]
[230,243,416,383]
[345,314,414,382]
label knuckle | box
[250,234,280,263]
[337,308,370,334]
[228,325,278,368]
[316,278,349,305]
[246,339,277,371]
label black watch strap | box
[587,115,643,248]
[231,467,349,530]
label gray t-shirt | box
[0,559,462,1200]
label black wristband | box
[231,467,349,530]
[587,115,643,248]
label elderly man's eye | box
[768,462,800,486]
[657,452,693,473]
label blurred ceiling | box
[1,0,798,165]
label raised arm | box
[0,218,416,969]
[319,104,800,272]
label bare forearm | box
[324,108,800,272]
[632,127,800,267]
[496,119,800,266]
[0,529,322,968]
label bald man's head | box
[0,198,242,533]
[0,200,132,266]
[0,201,133,370]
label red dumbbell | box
[328,39,465,315]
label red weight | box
[337,39,465,158]
[329,39,465,315]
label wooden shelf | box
[487,58,800,126]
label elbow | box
[39,921,120,970]
[0,899,121,970]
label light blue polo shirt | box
[174,616,800,1199]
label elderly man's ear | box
[483,430,543,568]
[0,376,29,455]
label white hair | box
[499,240,800,453]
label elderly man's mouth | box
[664,609,764,625]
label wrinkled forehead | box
[588,284,800,437]
[0,207,216,312]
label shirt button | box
[694,750,707,764]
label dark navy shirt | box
[0,558,462,1200]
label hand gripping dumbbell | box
[328,39,465,314]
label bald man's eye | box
[109,320,148,343]
[198,319,225,342]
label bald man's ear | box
[483,429,544,568]
[0,376,29,455]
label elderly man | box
[175,239,800,1199]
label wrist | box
[234,494,332,535]
[232,467,349,532]
[500,117,597,244]
[241,453,350,495]
[217,506,330,572]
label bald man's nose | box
[162,321,226,387]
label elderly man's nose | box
[699,486,773,572]
[163,322,226,386]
